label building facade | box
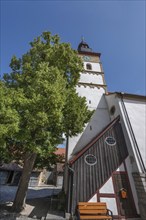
[65,40,146,220]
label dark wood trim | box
[112,170,139,218]
[99,193,116,198]
[78,51,101,57]
[69,116,120,165]
[113,171,126,174]
[69,118,129,214]
[97,191,100,202]
[88,192,117,201]
[113,161,137,212]
[112,173,120,218]
[123,160,139,215]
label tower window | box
[86,63,92,70]
[110,106,116,115]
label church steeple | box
[76,39,107,110]
[67,40,107,159]
[78,38,92,52]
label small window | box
[105,136,116,146]
[89,100,91,104]
[86,63,92,70]
[85,154,97,166]
[110,106,116,115]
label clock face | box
[83,56,91,61]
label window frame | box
[84,154,97,166]
[105,136,116,146]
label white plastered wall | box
[84,62,101,72]
[67,56,107,159]
[100,198,118,215]
[124,100,146,168]
[76,85,106,110]
[105,93,144,213]
[99,177,114,194]
[88,194,97,202]
[79,72,104,85]
[68,95,110,157]
[105,94,142,172]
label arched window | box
[86,63,92,70]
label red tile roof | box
[55,148,66,156]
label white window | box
[105,136,116,146]
[85,154,97,166]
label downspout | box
[64,135,70,216]
[64,134,75,215]
[64,135,69,194]
[120,93,146,173]
[68,165,75,216]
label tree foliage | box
[0,82,20,163]
[0,82,19,140]
[2,32,92,155]
[1,32,93,211]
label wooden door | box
[113,172,138,218]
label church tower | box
[76,39,107,110]
[67,40,110,159]
[66,40,144,219]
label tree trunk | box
[12,152,37,212]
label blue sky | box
[1,0,146,95]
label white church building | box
[65,40,146,220]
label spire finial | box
[81,36,84,42]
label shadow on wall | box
[46,171,55,185]
[132,172,146,219]
[72,95,110,156]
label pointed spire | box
[81,36,84,42]
[78,38,92,52]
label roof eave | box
[78,51,101,57]
[106,92,146,101]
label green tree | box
[2,32,92,212]
[0,82,19,163]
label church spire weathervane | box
[81,36,84,42]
